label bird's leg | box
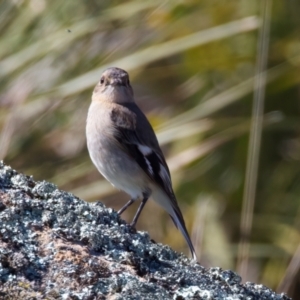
[130,193,149,227]
[118,198,135,215]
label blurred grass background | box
[0,0,300,297]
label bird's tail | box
[169,211,197,261]
[152,188,197,261]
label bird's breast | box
[86,102,148,198]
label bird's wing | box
[110,104,173,197]
[110,103,197,261]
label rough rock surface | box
[0,162,291,300]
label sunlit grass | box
[0,1,299,295]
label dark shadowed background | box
[0,0,299,297]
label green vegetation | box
[0,0,299,296]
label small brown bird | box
[86,67,197,260]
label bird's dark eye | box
[100,77,104,84]
[127,79,130,85]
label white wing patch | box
[137,144,172,193]
[137,144,154,176]
[159,163,172,193]
[145,157,154,176]
[138,145,152,156]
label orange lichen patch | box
[0,190,10,206]
[53,242,89,262]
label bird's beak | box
[109,78,125,87]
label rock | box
[0,161,291,299]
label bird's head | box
[92,67,134,104]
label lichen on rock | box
[0,161,291,300]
